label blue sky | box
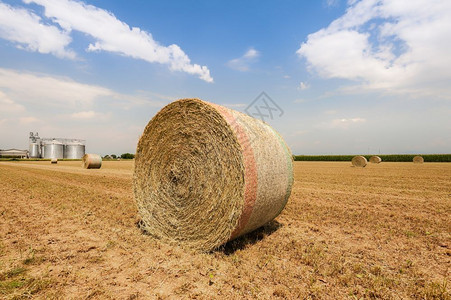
[0,0,450,155]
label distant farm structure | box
[0,148,28,158]
[29,132,86,160]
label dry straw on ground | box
[369,156,382,164]
[82,154,102,169]
[352,155,367,167]
[134,98,294,251]
[51,158,58,164]
[413,155,424,163]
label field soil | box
[0,161,450,299]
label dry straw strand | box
[133,98,294,251]
[352,155,367,167]
[82,154,102,169]
[413,155,424,163]
[369,156,382,164]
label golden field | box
[0,161,449,299]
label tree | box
[120,153,135,159]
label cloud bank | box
[297,0,451,98]
[0,2,74,58]
[0,68,114,109]
[0,0,212,82]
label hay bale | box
[51,158,58,164]
[134,98,294,251]
[369,155,382,164]
[352,155,367,167]
[82,154,102,169]
[413,155,424,163]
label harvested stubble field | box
[0,161,449,299]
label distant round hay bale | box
[413,155,424,163]
[51,158,58,164]
[134,98,294,251]
[369,156,382,164]
[352,155,367,167]
[82,154,102,169]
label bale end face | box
[369,156,382,164]
[82,154,102,169]
[352,155,367,167]
[133,98,293,251]
[413,156,424,163]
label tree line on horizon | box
[103,153,135,160]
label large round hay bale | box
[134,98,294,251]
[352,155,367,167]
[369,155,382,164]
[82,154,102,169]
[413,155,424,163]
[51,158,58,164]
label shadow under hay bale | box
[135,218,282,254]
[219,220,283,255]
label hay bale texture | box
[369,156,382,164]
[352,155,367,167]
[82,154,102,169]
[413,155,424,163]
[134,98,294,251]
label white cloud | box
[243,48,259,59]
[0,68,168,114]
[297,0,451,98]
[330,117,366,129]
[298,81,310,90]
[0,1,212,82]
[22,0,212,82]
[0,91,25,113]
[325,0,339,7]
[227,48,260,71]
[70,110,110,120]
[19,116,39,124]
[70,110,96,119]
[0,68,114,109]
[0,2,75,58]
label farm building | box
[0,149,28,158]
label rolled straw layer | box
[134,98,293,251]
[352,155,367,167]
[413,155,424,163]
[369,156,382,164]
[82,154,102,169]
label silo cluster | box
[29,132,86,159]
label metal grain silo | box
[43,140,64,159]
[64,142,85,159]
[28,132,41,158]
[29,143,40,158]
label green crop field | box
[293,154,451,162]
